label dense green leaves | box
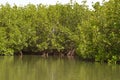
[0,0,120,63]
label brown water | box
[0,56,120,80]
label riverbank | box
[13,50,120,64]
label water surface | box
[0,56,120,80]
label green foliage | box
[0,0,120,63]
[76,0,120,62]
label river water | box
[0,56,120,80]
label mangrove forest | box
[0,0,120,63]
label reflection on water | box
[0,56,120,80]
